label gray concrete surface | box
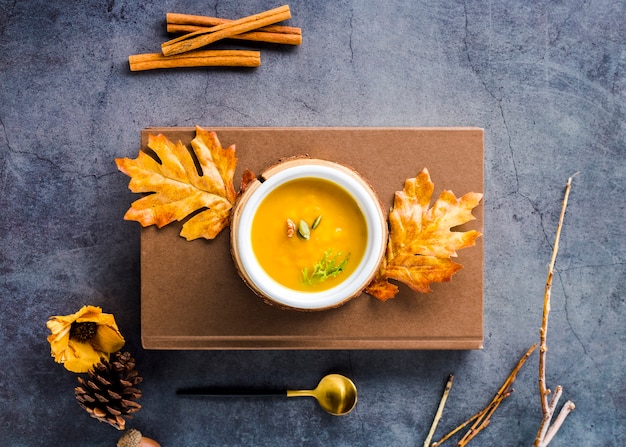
[1,1,624,446]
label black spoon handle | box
[176,388,287,397]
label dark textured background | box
[1,1,624,446]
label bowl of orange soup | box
[231,158,387,311]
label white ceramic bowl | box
[230,158,387,311]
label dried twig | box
[423,375,454,447]
[430,344,537,447]
[534,175,577,446]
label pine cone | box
[74,351,143,430]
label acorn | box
[117,429,160,447]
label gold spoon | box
[177,373,358,416]
[287,374,358,416]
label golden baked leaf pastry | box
[116,126,248,240]
[366,168,483,301]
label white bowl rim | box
[234,160,386,310]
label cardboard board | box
[139,127,484,349]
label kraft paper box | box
[139,127,484,350]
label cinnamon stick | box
[166,12,302,45]
[162,5,292,56]
[128,50,260,71]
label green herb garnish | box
[302,250,350,286]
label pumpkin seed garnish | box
[311,215,322,230]
[297,219,311,240]
[286,218,296,238]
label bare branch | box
[431,345,536,447]
[534,174,577,446]
[543,401,576,445]
[423,375,454,447]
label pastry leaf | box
[366,168,482,301]
[116,126,249,241]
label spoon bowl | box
[287,374,358,416]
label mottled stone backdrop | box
[1,1,624,446]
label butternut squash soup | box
[250,178,368,292]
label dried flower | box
[47,305,125,373]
